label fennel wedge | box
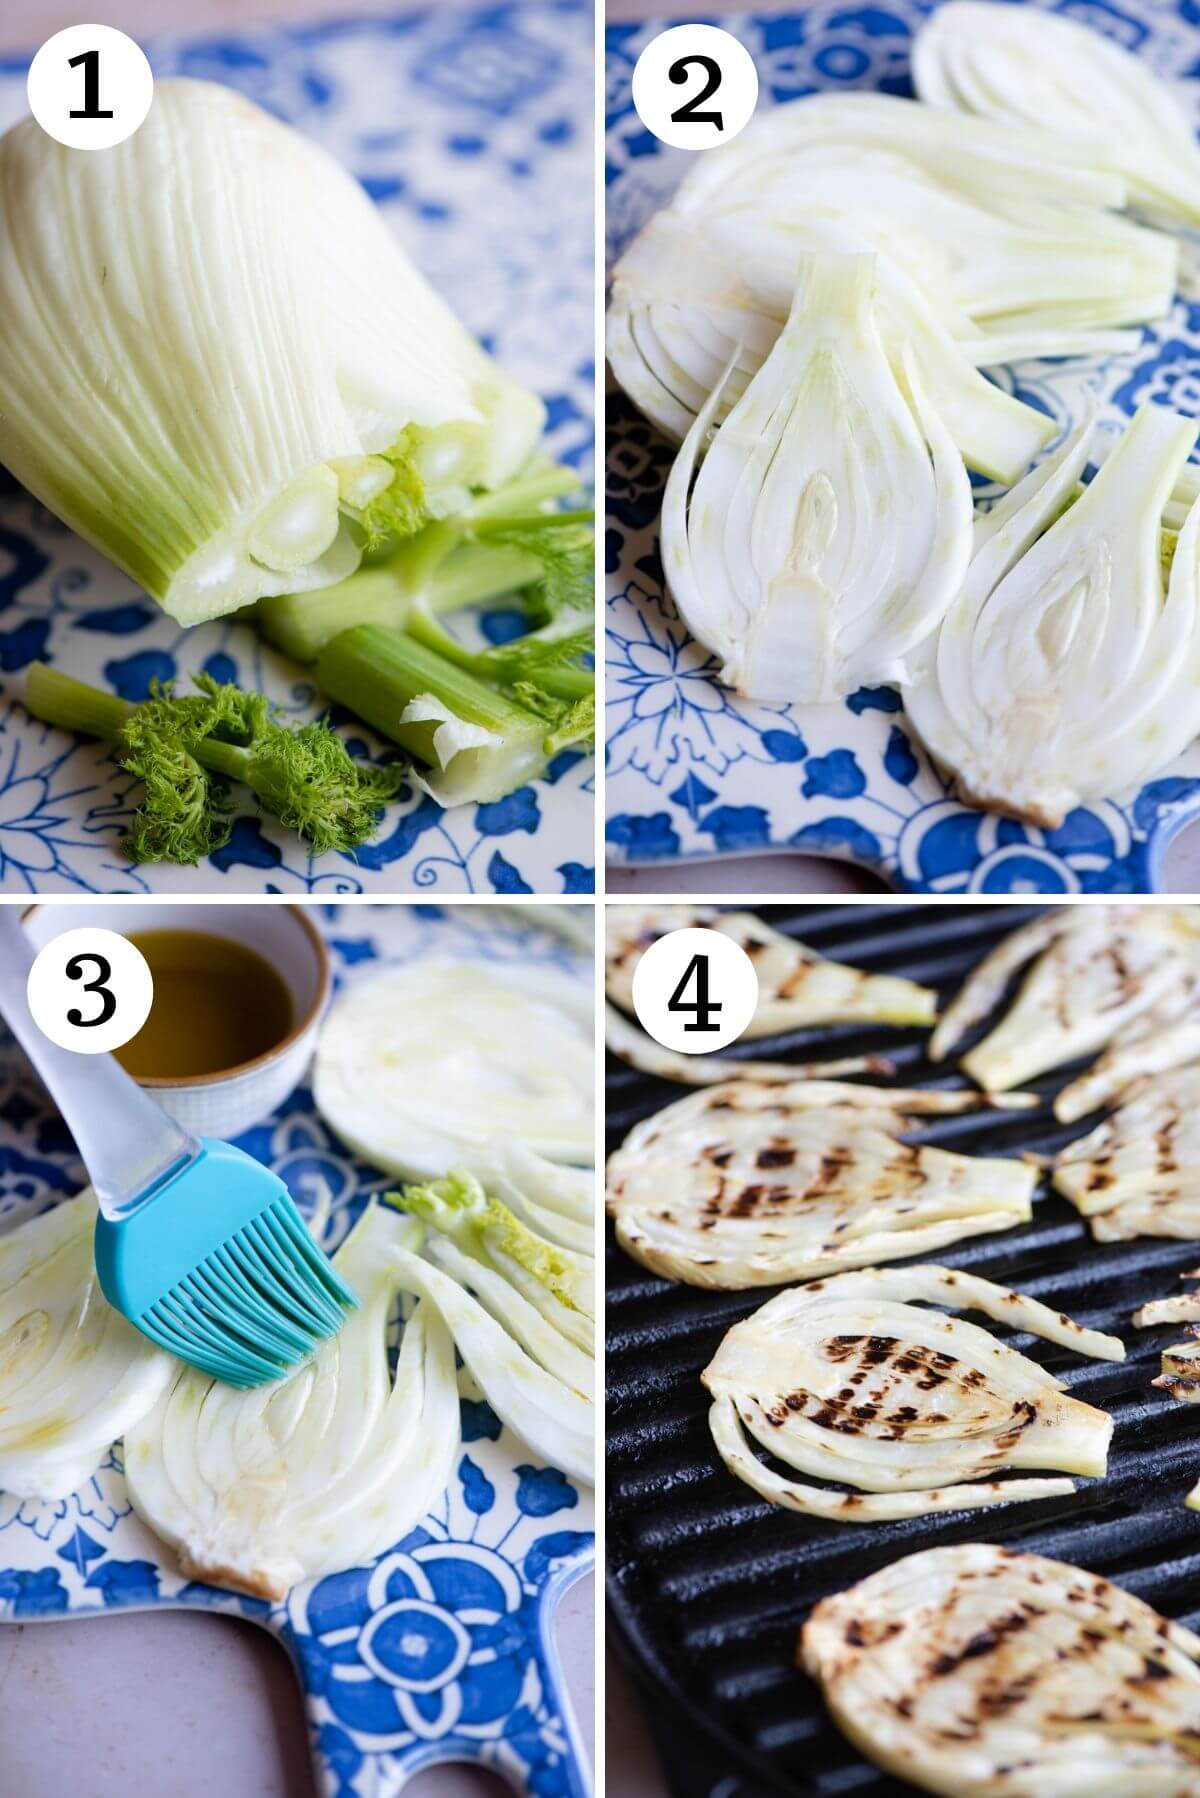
[123,1204,460,1600]
[0,80,542,624]
[800,1543,1200,1797]
[604,1003,890,1089]
[904,404,1200,827]
[1054,1069,1200,1240]
[704,1264,1121,1521]
[661,253,973,703]
[605,906,937,1034]
[605,1081,1036,1289]
[0,1190,173,1503]
[930,905,1200,1100]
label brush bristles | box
[138,1196,357,1388]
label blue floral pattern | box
[605,0,1200,892]
[0,905,594,1796]
[0,4,594,895]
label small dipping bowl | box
[23,902,330,1138]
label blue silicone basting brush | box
[0,912,356,1387]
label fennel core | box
[22,665,402,863]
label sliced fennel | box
[801,1545,1200,1798]
[905,404,1200,827]
[0,1190,173,1502]
[930,905,1200,1098]
[314,955,593,1176]
[704,1264,1120,1522]
[914,3,1200,230]
[604,1003,890,1088]
[606,1081,1037,1289]
[1132,1275,1200,1404]
[1055,1071,1200,1240]
[661,254,973,702]
[606,906,937,1033]
[0,80,542,624]
[123,1204,460,1600]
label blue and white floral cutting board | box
[606,0,1200,894]
[0,903,594,1797]
[0,4,594,896]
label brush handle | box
[0,911,197,1219]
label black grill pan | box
[606,902,1200,1797]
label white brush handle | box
[0,911,197,1219]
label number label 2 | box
[668,54,723,130]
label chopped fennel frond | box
[606,905,938,1033]
[606,1080,1037,1289]
[0,79,543,624]
[802,1545,1200,1795]
[905,403,1200,828]
[662,254,973,702]
[914,3,1200,230]
[123,1204,460,1600]
[930,905,1200,1098]
[0,1190,173,1502]
[704,1264,1121,1522]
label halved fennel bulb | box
[314,955,593,1173]
[606,1081,1037,1288]
[905,403,1200,827]
[704,1264,1121,1521]
[930,905,1200,1099]
[605,905,937,1033]
[123,1204,460,1600]
[661,254,973,702]
[801,1545,1200,1797]
[1054,1069,1200,1240]
[914,3,1200,230]
[0,79,543,625]
[0,1190,173,1502]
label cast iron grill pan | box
[606,902,1200,1796]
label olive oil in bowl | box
[115,930,295,1080]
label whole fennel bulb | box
[0,78,544,624]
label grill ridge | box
[605,902,1200,1796]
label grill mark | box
[757,1145,796,1169]
[927,1608,1033,1678]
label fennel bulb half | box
[661,253,973,703]
[123,1204,460,1600]
[0,1190,173,1502]
[914,2,1200,231]
[0,79,544,625]
[905,403,1200,828]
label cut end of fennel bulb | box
[661,250,973,704]
[0,78,544,625]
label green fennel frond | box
[357,426,430,550]
[485,518,593,622]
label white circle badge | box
[631,24,759,151]
[26,928,154,1055]
[27,26,154,151]
[631,925,759,1055]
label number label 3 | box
[631,925,759,1056]
[26,928,154,1056]
[631,25,759,151]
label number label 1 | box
[630,924,759,1056]
[631,24,759,151]
[27,26,153,151]
[25,927,154,1055]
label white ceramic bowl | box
[22,902,330,1139]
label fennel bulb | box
[0,1190,173,1502]
[123,1204,460,1600]
[0,79,543,625]
[1055,1067,1200,1241]
[914,3,1200,231]
[661,254,973,702]
[314,955,594,1177]
[705,1264,1120,1521]
[905,403,1200,827]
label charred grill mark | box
[927,1609,1033,1678]
[706,1147,734,1168]
[757,1145,797,1169]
